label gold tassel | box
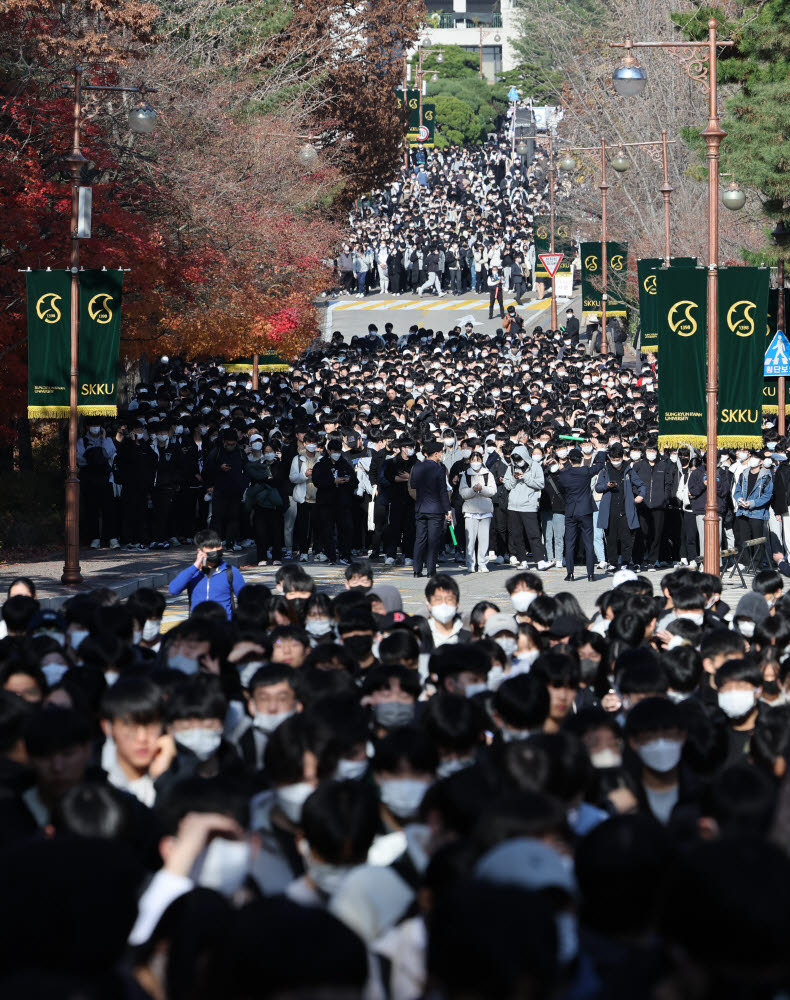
[763,404,790,414]
[657,435,708,449]
[717,435,763,448]
[77,406,118,416]
[28,406,70,419]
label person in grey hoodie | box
[504,447,552,570]
[459,450,497,573]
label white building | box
[414,0,520,82]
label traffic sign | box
[765,329,790,376]
[538,252,564,278]
[508,87,520,102]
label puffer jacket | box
[459,467,497,516]
[503,456,544,512]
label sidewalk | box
[1,544,253,609]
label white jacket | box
[289,452,317,503]
[459,468,496,515]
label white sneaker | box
[109,538,120,550]
[478,565,490,573]
[315,553,328,563]
[405,558,413,565]
[384,556,395,565]
[169,536,180,547]
[232,543,243,552]
[299,553,309,562]
[518,561,529,569]
[90,538,101,549]
[596,561,608,571]
[509,555,518,566]
[537,560,553,570]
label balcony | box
[435,12,503,28]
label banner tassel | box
[28,406,70,419]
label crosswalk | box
[329,295,566,314]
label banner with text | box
[637,257,699,355]
[717,266,769,447]
[78,269,123,416]
[580,241,628,317]
[534,215,574,277]
[657,267,707,448]
[763,288,790,413]
[27,269,71,418]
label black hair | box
[701,762,777,836]
[155,776,250,836]
[700,628,747,664]
[469,600,501,637]
[167,674,228,723]
[430,643,490,684]
[246,662,298,697]
[3,596,39,632]
[616,650,668,696]
[194,528,222,549]
[662,646,703,694]
[360,663,421,700]
[24,706,93,757]
[0,690,33,754]
[263,714,310,785]
[425,573,460,602]
[715,657,763,689]
[126,587,167,623]
[51,782,134,841]
[372,725,439,775]
[624,697,685,738]
[531,651,581,689]
[528,731,594,804]
[421,692,484,755]
[672,585,706,612]
[494,673,550,730]
[7,577,35,598]
[378,629,420,667]
[301,780,379,865]
[753,569,783,596]
[100,676,165,725]
[525,594,558,629]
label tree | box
[426,75,509,135]
[410,43,481,79]
[432,94,485,148]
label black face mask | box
[287,597,307,623]
[204,548,223,568]
[763,680,781,697]
[343,635,374,662]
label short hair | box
[430,643,490,684]
[715,657,763,689]
[344,559,373,583]
[0,691,33,754]
[494,674,550,730]
[24,707,93,757]
[247,663,299,696]
[421,692,484,754]
[505,572,543,596]
[531,651,581,689]
[378,629,420,666]
[126,587,167,622]
[3,596,39,633]
[372,726,439,775]
[100,676,165,725]
[155,776,250,836]
[194,528,222,549]
[753,569,783,596]
[360,663,421,701]
[617,650,668,695]
[425,573,460,602]
[662,646,703,693]
[301,780,379,865]
[167,674,228,722]
[700,628,747,663]
[673,586,706,612]
[624,697,685,738]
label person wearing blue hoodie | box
[168,528,245,620]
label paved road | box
[321,289,578,341]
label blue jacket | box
[733,467,773,520]
[595,462,645,531]
[410,458,451,514]
[169,562,246,619]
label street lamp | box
[516,140,529,157]
[611,148,630,172]
[298,142,319,165]
[722,179,746,211]
[559,152,577,172]
[611,18,734,575]
[59,66,156,586]
[414,44,444,143]
[773,221,790,434]
[478,26,501,80]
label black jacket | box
[557,464,599,517]
[633,458,675,510]
[410,459,450,514]
[311,454,358,505]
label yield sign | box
[538,252,564,277]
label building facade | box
[416,0,519,82]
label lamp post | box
[772,221,790,435]
[478,27,501,81]
[560,135,677,356]
[415,40,444,138]
[611,18,736,575]
[59,66,156,586]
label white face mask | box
[511,591,536,614]
[378,778,430,820]
[276,782,315,824]
[175,727,222,761]
[430,603,457,624]
[590,748,623,769]
[464,681,488,699]
[636,737,683,773]
[610,459,623,468]
[329,452,341,461]
[88,426,101,436]
[68,629,90,651]
[42,662,69,686]
[334,757,368,781]
[141,619,161,642]
[253,709,294,735]
[496,636,517,657]
[718,688,756,719]
[581,444,594,455]
[305,443,317,453]
[168,653,201,675]
[748,457,761,468]
[470,461,483,472]
[305,619,333,637]
[646,451,657,461]
[737,620,756,638]
[630,451,642,462]
[190,837,250,896]
[679,612,704,626]
[556,449,568,459]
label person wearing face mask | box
[383,437,418,567]
[594,443,645,572]
[425,576,469,647]
[168,528,245,621]
[715,658,763,768]
[203,429,248,553]
[77,420,119,550]
[733,450,774,552]
[632,443,675,569]
[115,420,157,551]
[504,449,552,571]
[459,451,497,573]
[624,698,690,826]
[244,443,286,566]
[231,665,302,772]
[311,438,358,566]
[148,422,188,551]
[688,455,729,568]
[290,430,322,562]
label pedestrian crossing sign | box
[765,330,790,376]
[538,253,564,278]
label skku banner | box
[637,256,698,355]
[657,267,707,448]
[580,241,627,317]
[27,268,123,419]
[534,215,574,277]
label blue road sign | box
[508,87,520,102]
[765,330,790,376]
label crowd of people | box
[6,129,790,1000]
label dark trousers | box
[637,506,665,564]
[385,499,416,559]
[81,478,115,542]
[151,487,178,542]
[513,277,526,304]
[369,501,389,556]
[351,497,367,551]
[735,515,766,545]
[508,510,546,563]
[682,511,699,560]
[294,501,318,554]
[492,505,509,556]
[253,508,283,562]
[564,513,594,575]
[606,510,633,564]
[212,491,241,546]
[413,512,446,576]
[488,283,504,318]
[174,487,199,540]
[121,487,148,544]
[390,272,402,294]
[319,503,353,561]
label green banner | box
[657,267,707,449]
[534,215,574,276]
[638,257,699,355]
[580,241,628,317]
[763,288,790,413]
[407,104,435,148]
[637,257,663,355]
[27,269,71,418]
[396,89,421,125]
[717,267,768,447]
[78,269,123,416]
